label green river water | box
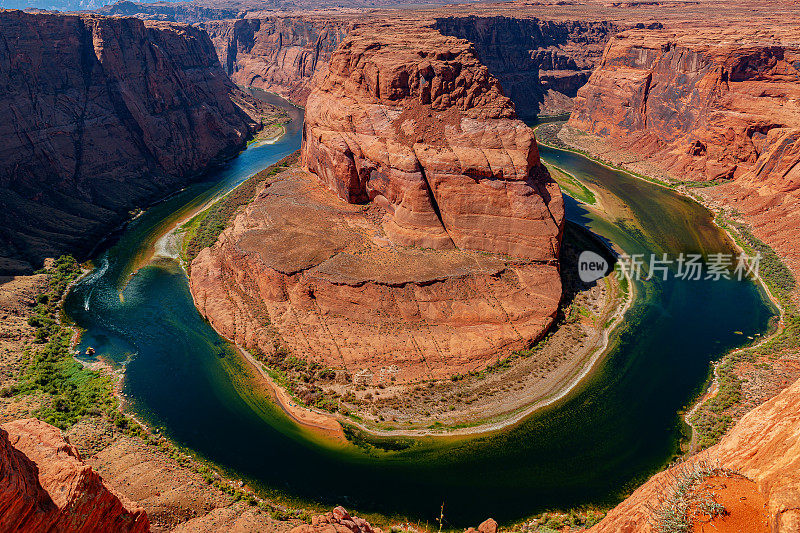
[64,102,774,526]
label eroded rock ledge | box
[191,24,564,383]
[0,418,149,532]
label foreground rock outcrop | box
[291,507,383,533]
[201,17,354,104]
[569,25,800,273]
[0,10,262,274]
[191,24,563,383]
[0,418,149,532]
[589,374,800,532]
[291,507,499,533]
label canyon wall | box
[433,15,619,116]
[569,27,800,271]
[0,418,149,532]
[0,10,259,274]
[97,0,242,24]
[190,24,563,383]
[589,373,800,532]
[199,14,619,115]
[200,17,354,104]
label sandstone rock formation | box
[589,374,800,532]
[303,24,564,260]
[433,16,618,116]
[291,507,502,533]
[0,418,149,532]
[98,0,242,24]
[569,26,800,272]
[191,25,563,383]
[0,10,262,274]
[201,17,354,104]
[190,168,562,383]
[290,506,383,533]
[201,13,617,115]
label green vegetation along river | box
[64,102,774,526]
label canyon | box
[200,16,355,103]
[569,24,800,275]
[198,13,618,115]
[190,23,565,384]
[432,16,618,116]
[3,1,800,531]
[0,9,279,275]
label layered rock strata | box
[190,168,562,382]
[97,0,242,24]
[302,24,564,260]
[569,26,800,272]
[0,10,261,274]
[433,15,619,116]
[0,418,149,532]
[191,25,563,382]
[201,17,354,104]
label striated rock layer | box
[589,375,800,532]
[433,16,619,116]
[191,24,563,383]
[190,168,561,382]
[200,14,618,115]
[569,26,800,273]
[201,17,354,104]
[0,418,149,532]
[0,10,259,274]
[302,23,564,260]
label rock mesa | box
[303,24,563,260]
[191,24,563,383]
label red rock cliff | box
[569,26,800,272]
[302,23,564,260]
[190,24,563,383]
[0,418,149,532]
[589,375,800,532]
[200,16,354,104]
[0,10,258,274]
[433,16,619,116]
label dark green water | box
[64,106,774,526]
